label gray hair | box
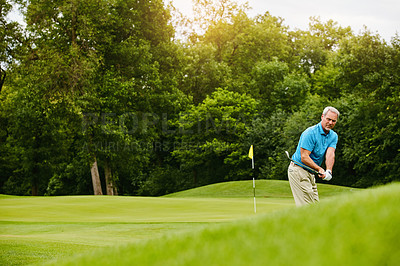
[323,106,340,117]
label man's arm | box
[325,147,336,172]
[300,148,325,178]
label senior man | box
[288,106,340,206]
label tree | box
[180,43,232,104]
[1,76,83,195]
[0,0,25,92]
[173,88,258,186]
[331,32,400,187]
[293,17,352,75]
[14,0,181,195]
[203,11,291,78]
[183,0,249,42]
[250,59,310,114]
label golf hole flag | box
[248,145,256,213]
[248,145,254,169]
[248,145,253,159]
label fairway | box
[0,180,358,265]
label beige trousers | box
[288,162,319,206]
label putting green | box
[1,195,293,223]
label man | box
[288,106,340,206]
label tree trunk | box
[104,159,115,195]
[31,183,38,196]
[90,157,103,195]
[0,68,6,92]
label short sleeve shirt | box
[292,122,338,166]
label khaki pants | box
[288,162,319,206]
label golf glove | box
[323,170,332,181]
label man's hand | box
[301,148,326,178]
[323,170,332,181]
[318,168,326,179]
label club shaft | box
[290,158,319,174]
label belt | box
[290,161,316,175]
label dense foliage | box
[1,0,399,195]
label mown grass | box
[0,180,359,265]
[48,182,400,266]
[0,222,205,265]
[165,179,356,198]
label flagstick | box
[253,177,256,213]
[248,145,256,214]
[252,156,256,214]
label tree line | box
[1,0,399,196]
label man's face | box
[321,111,338,133]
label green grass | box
[48,182,400,266]
[0,222,204,265]
[0,180,360,265]
[165,179,357,198]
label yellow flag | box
[248,145,253,159]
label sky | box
[171,0,400,41]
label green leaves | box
[173,88,258,183]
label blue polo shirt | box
[292,122,338,167]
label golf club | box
[284,151,320,175]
